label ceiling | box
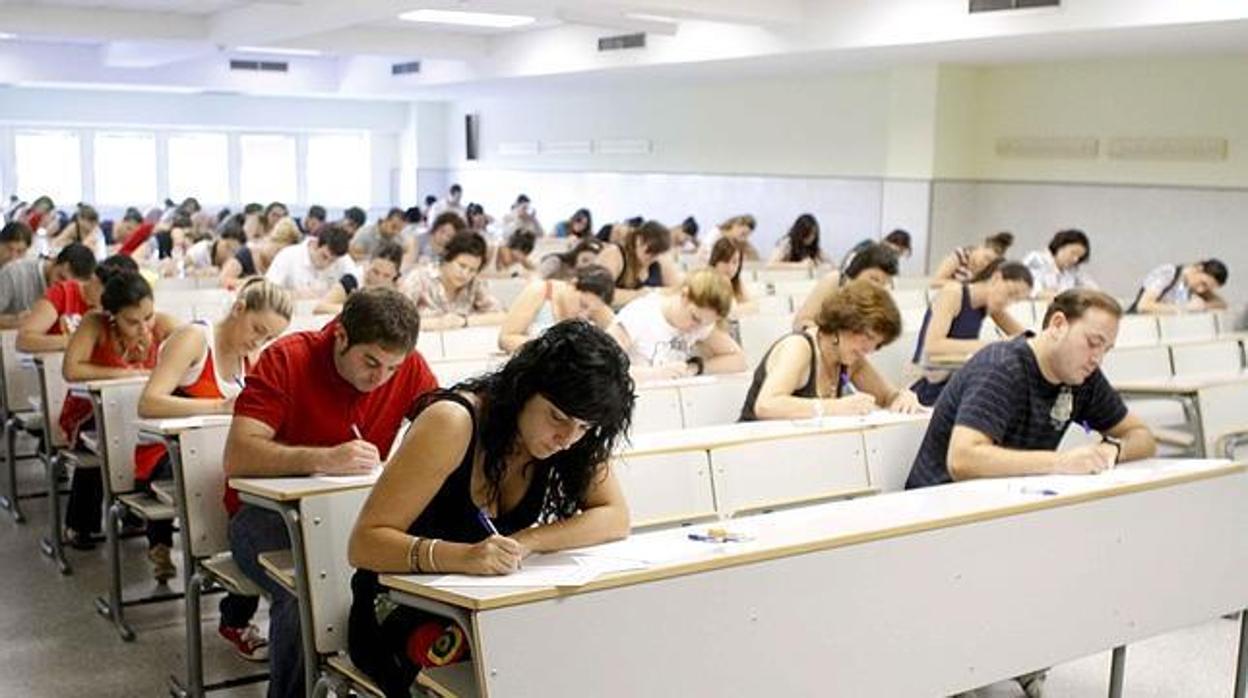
[0,1,1246,99]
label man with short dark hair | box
[265,224,357,297]
[349,207,407,261]
[340,206,367,234]
[0,220,32,267]
[301,205,327,237]
[224,287,437,698]
[429,183,465,220]
[0,242,95,329]
[908,289,1155,491]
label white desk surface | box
[135,414,234,435]
[1114,370,1248,394]
[381,458,1243,612]
[622,410,929,456]
[67,375,149,396]
[231,469,382,502]
[633,372,750,390]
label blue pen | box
[477,507,501,537]
[838,367,856,396]
[1079,420,1093,434]
[1020,486,1059,497]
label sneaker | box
[62,527,96,550]
[219,624,269,662]
[147,544,176,583]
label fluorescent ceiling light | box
[16,80,202,94]
[398,9,535,28]
[0,32,17,40]
[625,13,679,23]
[236,45,322,57]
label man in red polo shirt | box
[224,287,437,698]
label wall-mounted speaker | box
[465,113,480,161]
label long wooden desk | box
[381,459,1248,698]
[1114,372,1248,457]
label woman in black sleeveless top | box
[740,280,920,421]
[347,320,635,696]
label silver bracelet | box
[427,538,439,573]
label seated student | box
[114,207,158,257]
[501,194,544,237]
[596,220,680,307]
[537,238,603,281]
[0,220,32,267]
[409,212,466,268]
[910,260,1033,406]
[672,216,700,254]
[339,206,367,236]
[16,253,133,353]
[464,202,497,238]
[219,218,301,288]
[401,230,504,330]
[552,208,593,239]
[484,229,537,278]
[183,217,247,277]
[707,237,755,313]
[931,231,1013,287]
[1022,229,1097,299]
[260,202,289,237]
[609,269,747,381]
[59,271,180,551]
[768,213,824,268]
[498,265,616,352]
[347,321,633,694]
[0,240,94,329]
[299,204,326,237]
[137,278,290,655]
[741,280,920,421]
[50,204,107,260]
[265,221,355,298]
[840,229,912,273]
[223,288,439,698]
[701,214,760,262]
[349,207,406,261]
[314,240,404,315]
[794,242,900,330]
[1128,258,1229,314]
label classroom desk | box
[137,416,269,698]
[921,352,970,371]
[625,410,928,456]
[231,471,382,697]
[381,459,1247,698]
[1114,371,1248,457]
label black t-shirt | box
[906,336,1128,489]
[234,246,256,277]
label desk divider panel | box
[709,430,869,517]
[677,376,751,429]
[630,385,685,436]
[614,449,716,528]
[97,382,145,494]
[1101,346,1172,384]
[301,488,371,655]
[1116,314,1161,348]
[1158,313,1218,343]
[1169,340,1245,377]
[176,424,233,560]
[1,330,39,411]
[862,420,929,493]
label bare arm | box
[223,415,378,478]
[611,286,648,307]
[848,357,922,413]
[931,253,960,286]
[510,464,629,554]
[1133,288,1182,315]
[466,312,506,327]
[218,257,244,288]
[497,281,545,353]
[17,299,69,353]
[0,312,27,330]
[697,327,748,374]
[63,314,149,381]
[313,283,348,315]
[1105,412,1156,462]
[793,273,838,331]
[655,254,684,288]
[989,306,1026,338]
[922,284,985,357]
[138,325,229,417]
[750,335,875,419]
[947,424,1118,481]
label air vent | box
[598,33,646,51]
[229,59,289,72]
[970,0,1059,12]
[391,61,421,76]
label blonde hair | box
[682,268,734,319]
[235,277,294,319]
[718,214,756,232]
[268,217,301,247]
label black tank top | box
[739,332,847,421]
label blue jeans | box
[229,504,303,698]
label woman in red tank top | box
[59,271,179,558]
[136,277,293,660]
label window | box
[168,132,229,205]
[239,134,296,204]
[14,130,82,205]
[94,132,157,205]
[306,133,370,207]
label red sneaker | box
[218,624,269,662]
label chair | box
[1,330,43,523]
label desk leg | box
[1235,611,1247,698]
[1,416,26,523]
[37,451,71,575]
[1108,645,1126,698]
[276,504,319,698]
[1183,395,1207,458]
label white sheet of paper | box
[425,552,646,588]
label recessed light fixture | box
[235,45,322,57]
[0,32,18,40]
[398,9,535,28]
[624,13,679,23]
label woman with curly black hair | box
[347,319,635,696]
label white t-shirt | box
[614,292,715,367]
[265,241,357,295]
[187,239,214,270]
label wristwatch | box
[685,356,705,376]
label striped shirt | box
[906,336,1127,489]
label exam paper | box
[425,552,646,588]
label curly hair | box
[816,278,902,347]
[449,320,635,521]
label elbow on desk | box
[946,448,976,482]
